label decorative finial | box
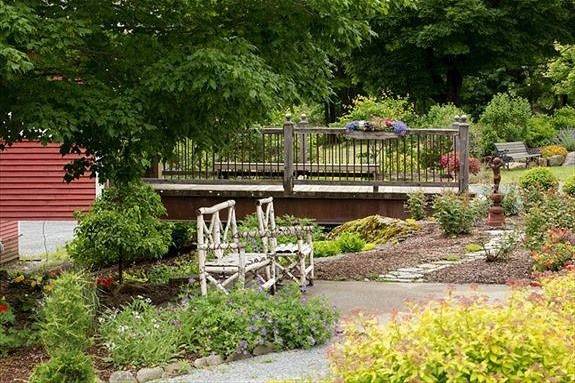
[300,113,308,124]
[285,113,292,122]
[460,115,468,124]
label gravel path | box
[162,345,331,383]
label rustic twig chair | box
[256,197,314,288]
[197,200,276,296]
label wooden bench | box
[494,142,540,168]
[196,200,276,295]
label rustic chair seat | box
[256,197,314,288]
[207,253,268,267]
[197,200,276,295]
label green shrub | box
[181,286,337,357]
[29,351,97,383]
[336,233,365,253]
[469,195,491,222]
[329,215,420,245]
[519,167,559,192]
[145,258,199,285]
[169,221,196,254]
[551,106,575,131]
[405,191,427,220]
[564,175,575,197]
[525,192,575,250]
[99,298,182,367]
[101,286,338,367]
[332,272,575,382]
[501,185,523,216]
[68,181,173,268]
[313,241,341,258]
[39,272,97,354]
[532,229,575,272]
[554,128,575,151]
[419,104,465,129]
[478,93,532,155]
[433,192,476,235]
[334,95,418,128]
[526,114,555,148]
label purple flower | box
[391,121,408,136]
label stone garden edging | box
[107,344,277,383]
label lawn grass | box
[470,164,574,186]
[501,165,574,184]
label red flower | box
[96,276,114,289]
[0,303,9,314]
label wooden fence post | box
[457,115,470,193]
[283,115,295,193]
[150,160,164,179]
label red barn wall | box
[0,141,96,220]
[0,220,19,264]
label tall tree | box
[348,0,575,107]
[547,44,575,105]
[0,0,384,182]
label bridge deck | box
[150,182,456,196]
[147,180,458,223]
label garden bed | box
[423,249,534,284]
[316,221,490,281]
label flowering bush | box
[532,229,575,272]
[524,192,575,250]
[99,285,338,367]
[405,190,427,220]
[439,153,481,176]
[331,271,575,382]
[99,298,183,367]
[540,144,568,158]
[519,167,559,192]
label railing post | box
[283,114,295,193]
[150,160,164,179]
[457,115,470,193]
[299,113,308,164]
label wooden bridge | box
[146,116,470,224]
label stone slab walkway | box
[379,230,512,282]
[158,281,510,383]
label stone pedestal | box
[487,193,505,227]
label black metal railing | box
[159,116,470,192]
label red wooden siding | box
[0,220,19,264]
[0,142,96,220]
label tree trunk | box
[446,66,463,106]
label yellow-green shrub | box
[540,144,568,158]
[332,272,575,383]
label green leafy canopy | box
[0,0,384,182]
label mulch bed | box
[0,346,47,383]
[316,221,490,281]
[423,250,534,284]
